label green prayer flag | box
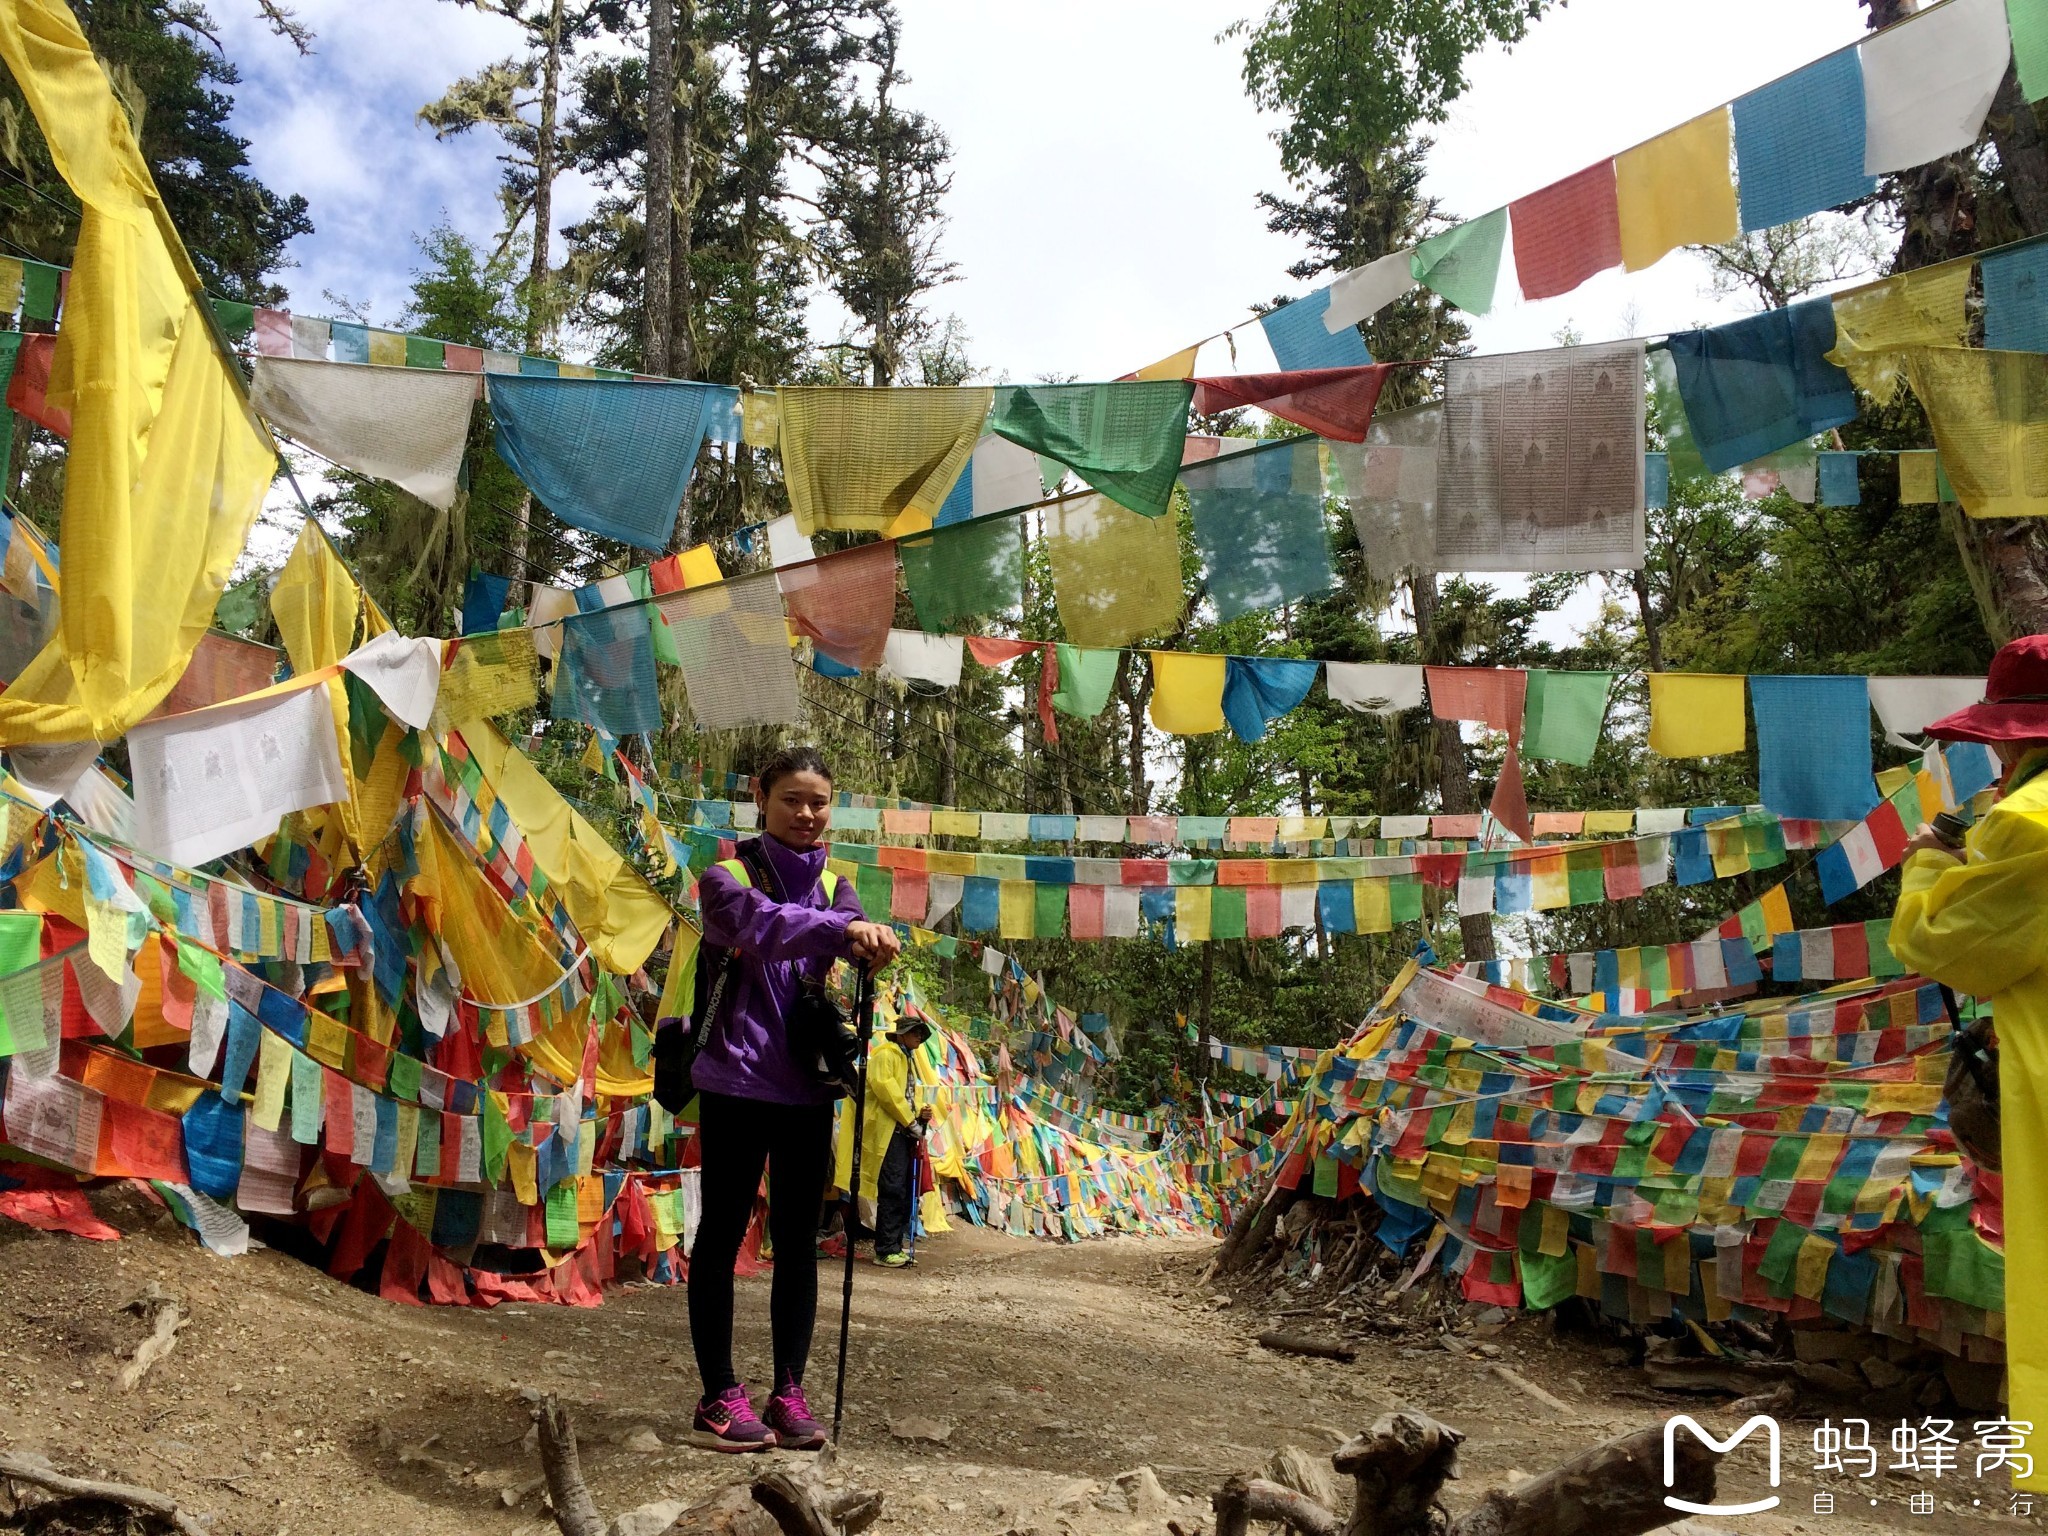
[1866,918,1905,977]
[1167,859,1216,887]
[482,1093,512,1183]
[1410,208,1508,315]
[545,1180,580,1250]
[988,381,1193,519]
[1052,644,1118,718]
[1033,882,1066,939]
[405,335,446,369]
[0,912,43,1056]
[210,297,254,340]
[1391,878,1423,925]
[289,1047,323,1144]
[386,1052,422,1103]
[20,263,59,322]
[176,937,226,1001]
[1210,886,1248,939]
[1521,670,1612,765]
[855,862,892,920]
[414,1107,442,1177]
[341,669,388,777]
[1936,453,1957,503]
[632,565,681,666]
[902,517,1022,628]
[2015,0,2048,102]
[1517,1247,1578,1310]
[1311,1154,1340,1197]
[1647,348,1710,482]
[1922,1216,2004,1312]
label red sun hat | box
[1925,634,2048,744]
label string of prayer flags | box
[1323,250,1417,333]
[1425,667,1530,838]
[1899,347,2048,518]
[1435,342,1646,572]
[1664,299,1857,473]
[1044,492,1184,647]
[934,433,1044,527]
[1181,434,1335,619]
[1981,243,2048,353]
[656,572,803,731]
[250,358,476,511]
[1859,0,2009,175]
[486,377,720,551]
[1521,671,1613,765]
[1819,450,1861,506]
[1751,675,1878,822]
[1221,657,1318,744]
[461,569,511,635]
[1615,109,1739,272]
[1825,264,1972,404]
[1149,652,1226,736]
[1189,365,1395,442]
[878,630,964,687]
[1868,676,1987,750]
[1731,51,1877,232]
[902,516,1023,629]
[987,381,1193,520]
[1326,403,1439,581]
[1052,645,1118,719]
[1648,673,1746,758]
[1510,161,1622,301]
[1257,286,1372,371]
[1324,662,1424,716]
[1410,208,1508,315]
[775,385,990,537]
[553,607,662,739]
[778,540,896,670]
[127,676,349,868]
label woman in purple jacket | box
[687,746,901,1452]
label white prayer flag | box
[340,630,444,729]
[1324,249,1418,332]
[1325,662,1425,715]
[1868,675,1986,750]
[1861,0,2010,175]
[250,357,479,511]
[879,630,965,687]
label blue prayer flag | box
[461,569,512,635]
[518,355,559,377]
[1316,880,1355,933]
[1751,674,1878,822]
[489,377,718,550]
[1259,286,1373,371]
[1182,437,1335,620]
[1644,451,1669,510]
[809,652,859,678]
[182,1092,245,1200]
[1221,656,1319,742]
[700,385,743,444]
[1771,932,1803,983]
[1732,51,1877,232]
[1673,829,1715,886]
[935,458,975,526]
[218,1000,260,1102]
[330,322,369,364]
[1664,298,1856,472]
[1982,243,2048,353]
[1818,450,1860,506]
[961,876,999,932]
[554,606,663,737]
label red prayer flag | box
[254,308,293,358]
[778,539,897,670]
[7,332,69,437]
[966,635,1037,668]
[1189,364,1396,443]
[1510,161,1624,301]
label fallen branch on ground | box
[0,1450,212,1536]
[117,1285,187,1392]
[1257,1331,1358,1362]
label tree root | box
[0,1451,212,1536]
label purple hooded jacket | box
[691,834,866,1105]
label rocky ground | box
[0,1184,2025,1534]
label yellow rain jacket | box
[833,1035,917,1210]
[1891,758,2048,1488]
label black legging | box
[687,1090,835,1398]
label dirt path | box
[0,1189,2016,1534]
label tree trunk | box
[1113,650,1150,813]
[1410,573,1494,961]
[668,0,698,380]
[1988,64,2048,236]
[1630,568,1662,674]
[508,0,565,600]
[642,0,673,376]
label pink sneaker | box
[762,1372,826,1451]
[691,1384,777,1452]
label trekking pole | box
[831,963,877,1445]
[905,1128,922,1266]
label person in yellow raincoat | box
[834,1015,931,1265]
[1890,633,2048,1492]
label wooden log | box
[534,1395,608,1536]
[1491,1365,1572,1414]
[1258,1331,1358,1363]
[1335,1411,1464,1536]
[0,1451,211,1536]
[1212,1473,1345,1536]
[1447,1423,1715,1536]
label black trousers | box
[875,1125,919,1257]
[687,1091,834,1397]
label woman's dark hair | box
[756,744,834,796]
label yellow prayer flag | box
[674,542,722,588]
[252,1028,291,1128]
[394,1103,419,1176]
[508,1138,538,1206]
[1148,652,1226,735]
[1898,448,1938,504]
[1759,883,1794,937]
[1648,673,1746,757]
[1175,885,1213,942]
[1530,854,1569,910]
[1132,344,1200,382]
[367,330,407,367]
[0,0,275,744]
[1353,877,1392,934]
[1875,763,1913,798]
[998,879,1034,939]
[1900,348,2048,518]
[741,389,779,447]
[1793,1232,1835,1302]
[0,255,23,315]
[778,386,992,535]
[1826,263,1970,404]
[558,361,595,379]
[1583,810,1636,834]
[931,811,979,837]
[1615,109,1738,272]
[1045,493,1184,647]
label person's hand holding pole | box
[847,920,903,971]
